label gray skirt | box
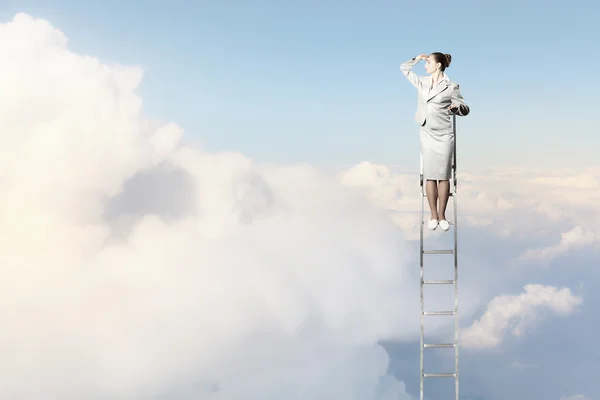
[420,125,454,181]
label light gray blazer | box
[400,57,470,130]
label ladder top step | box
[423,373,457,378]
[423,343,456,348]
[422,279,455,285]
[423,310,455,316]
[422,249,454,255]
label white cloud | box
[340,162,418,239]
[340,162,600,262]
[560,395,592,400]
[519,226,599,264]
[510,361,535,369]
[460,285,583,349]
[0,13,418,400]
[532,174,599,189]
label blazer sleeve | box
[400,57,422,88]
[450,83,470,116]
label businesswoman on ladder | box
[400,53,470,231]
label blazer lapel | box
[426,77,450,102]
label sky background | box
[1,1,599,400]
[3,0,598,171]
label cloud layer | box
[460,284,583,349]
[0,13,421,400]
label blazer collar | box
[425,73,450,101]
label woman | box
[400,52,470,231]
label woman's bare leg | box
[438,180,450,220]
[426,180,439,220]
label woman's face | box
[425,55,440,74]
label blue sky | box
[4,0,599,171]
[2,2,599,400]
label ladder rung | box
[423,343,456,348]
[423,310,455,316]
[423,373,456,378]
[421,220,454,225]
[422,279,455,285]
[422,249,454,255]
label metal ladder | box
[419,114,459,400]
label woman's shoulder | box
[447,80,462,90]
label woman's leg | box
[437,180,450,220]
[426,179,439,220]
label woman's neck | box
[431,70,443,84]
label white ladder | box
[419,114,459,400]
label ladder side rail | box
[453,114,459,400]
[419,114,460,400]
[419,154,425,400]
[453,113,457,193]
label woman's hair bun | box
[445,54,452,67]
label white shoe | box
[439,219,450,231]
[428,219,438,230]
